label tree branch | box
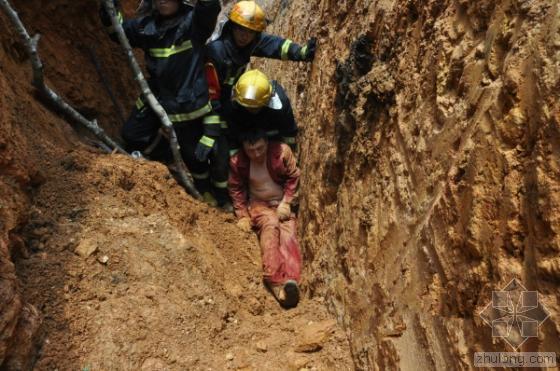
[101,0,203,200]
[0,0,127,155]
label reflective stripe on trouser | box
[169,102,212,122]
[249,200,302,285]
[203,114,221,137]
[191,171,210,180]
[213,180,228,189]
[199,135,215,147]
[203,115,221,124]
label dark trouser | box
[211,134,230,205]
[122,105,220,194]
[122,107,229,198]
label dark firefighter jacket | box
[205,21,307,122]
[100,0,221,122]
[229,81,298,151]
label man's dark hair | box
[239,129,268,145]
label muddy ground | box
[17,150,353,369]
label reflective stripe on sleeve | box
[203,115,221,125]
[199,135,215,147]
[300,45,308,59]
[135,97,144,110]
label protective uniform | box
[229,70,298,152]
[100,0,226,200]
[204,2,314,202]
[206,1,315,122]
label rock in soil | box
[295,320,337,353]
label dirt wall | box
[257,0,560,368]
[0,0,135,367]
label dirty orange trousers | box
[248,200,302,285]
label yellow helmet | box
[229,1,267,32]
[232,70,272,109]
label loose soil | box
[17,150,353,370]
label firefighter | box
[205,0,315,121]
[229,69,298,152]
[100,0,226,206]
[203,1,315,210]
[207,1,316,119]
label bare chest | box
[249,161,283,201]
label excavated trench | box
[1,0,560,370]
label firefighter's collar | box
[268,93,283,110]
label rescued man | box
[228,130,302,308]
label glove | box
[194,135,216,162]
[237,217,252,232]
[300,37,317,61]
[276,202,291,221]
